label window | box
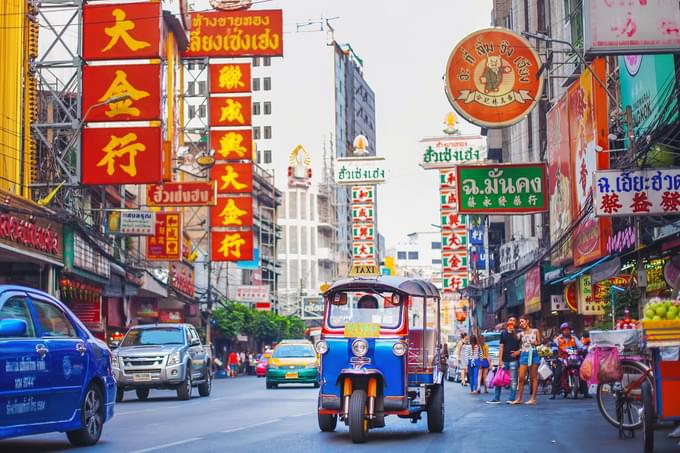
[432,259,442,265]
[198,81,207,95]
[0,297,35,337]
[188,105,196,119]
[263,101,272,115]
[263,56,271,66]
[263,150,272,164]
[264,126,272,139]
[300,192,307,220]
[186,61,194,71]
[187,81,195,96]
[397,251,407,260]
[431,241,442,250]
[32,300,76,337]
[253,78,261,91]
[253,57,260,67]
[288,192,297,218]
[253,126,261,140]
[263,77,271,91]
[256,150,262,163]
[198,104,206,118]
[253,102,261,115]
[408,251,419,260]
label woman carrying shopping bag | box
[510,316,542,405]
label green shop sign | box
[456,164,548,214]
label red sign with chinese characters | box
[83,2,162,61]
[210,129,253,162]
[211,196,253,228]
[147,182,217,207]
[211,163,253,194]
[209,63,252,93]
[209,96,252,127]
[82,126,162,185]
[147,212,182,261]
[182,10,283,58]
[211,230,254,262]
[82,64,161,122]
[169,262,195,298]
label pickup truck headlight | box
[168,352,181,366]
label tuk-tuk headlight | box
[315,340,329,355]
[392,342,407,357]
[351,339,368,357]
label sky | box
[195,0,494,248]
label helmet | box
[560,322,570,330]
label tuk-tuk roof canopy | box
[325,276,440,298]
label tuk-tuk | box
[316,276,444,443]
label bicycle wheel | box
[596,359,653,431]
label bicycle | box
[595,356,654,438]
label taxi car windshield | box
[122,327,184,346]
[328,291,401,329]
[273,345,315,358]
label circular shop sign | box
[445,27,544,129]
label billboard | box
[594,168,680,216]
[546,94,573,265]
[568,58,611,266]
[584,0,680,55]
[420,135,487,169]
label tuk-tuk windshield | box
[328,291,402,329]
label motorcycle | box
[563,347,583,399]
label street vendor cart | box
[640,319,680,453]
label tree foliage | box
[212,301,306,345]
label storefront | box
[61,226,112,340]
[163,260,196,325]
[104,264,141,346]
[0,190,64,293]
[128,272,167,325]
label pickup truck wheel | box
[66,384,103,447]
[135,388,150,401]
[115,387,124,403]
[198,373,212,397]
[177,370,192,400]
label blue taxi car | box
[0,285,115,446]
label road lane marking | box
[116,409,156,416]
[221,419,281,433]
[129,437,202,453]
[290,411,315,417]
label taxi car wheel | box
[67,384,104,447]
[349,389,368,443]
[177,370,192,400]
[115,388,124,403]
[136,388,150,401]
[427,384,444,433]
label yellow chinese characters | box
[218,199,247,226]
[102,8,151,53]
[219,65,245,90]
[217,132,248,159]
[219,165,248,191]
[219,99,245,124]
[217,233,246,259]
[99,70,150,118]
[97,132,145,177]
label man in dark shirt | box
[488,316,520,404]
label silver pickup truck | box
[112,323,212,401]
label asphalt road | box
[2,376,678,453]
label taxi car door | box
[29,295,89,424]
[0,291,52,432]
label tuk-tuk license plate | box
[133,373,152,382]
[285,372,298,379]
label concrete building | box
[390,231,443,286]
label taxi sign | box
[344,322,381,338]
[349,264,380,277]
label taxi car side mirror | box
[0,319,27,337]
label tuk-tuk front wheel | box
[318,412,337,432]
[349,389,368,443]
[427,384,444,433]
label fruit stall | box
[640,299,680,453]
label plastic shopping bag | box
[580,349,595,383]
[492,367,511,388]
[486,368,496,389]
[538,360,553,381]
[597,347,623,383]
